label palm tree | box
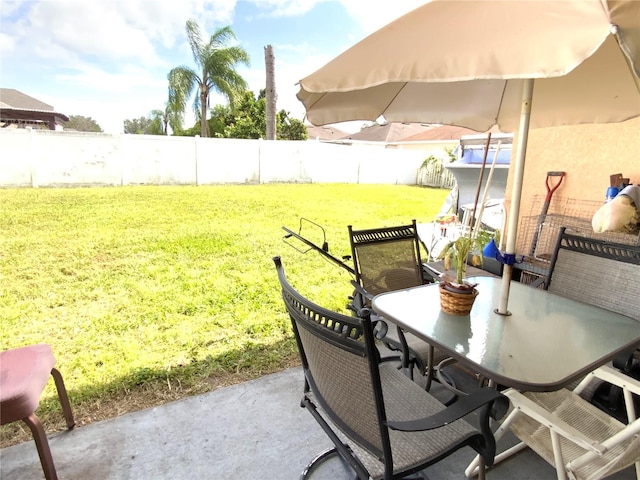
[168,19,250,137]
[150,102,183,135]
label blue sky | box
[0,0,425,133]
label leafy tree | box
[278,111,307,140]
[148,110,165,135]
[176,123,201,137]
[123,115,163,135]
[221,90,264,139]
[206,90,307,140]
[64,115,103,132]
[168,19,250,137]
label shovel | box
[528,171,565,257]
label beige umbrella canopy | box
[297,0,640,314]
[298,0,639,130]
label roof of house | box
[339,122,434,143]
[0,88,69,125]
[399,125,484,142]
[306,124,348,140]
[0,88,55,112]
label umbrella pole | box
[497,79,534,316]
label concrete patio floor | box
[1,366,636,479]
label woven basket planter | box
[439,282,479,316]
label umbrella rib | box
[382,82,408,120]
[611,26,640,88]
[495,80,508,130]
[302,92,325,114]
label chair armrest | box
[346,281,370,316]
[591,365,640,396]
[351,280,373,301]
[387,388,508,432]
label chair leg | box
[550,431,569,480]
[23,414,58,480]
[465,408,525,477]
[51,368,75,430]
[424,347,435,391]
[477,455,486,480]
[300,447,360,480]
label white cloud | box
[2,0,239,66]
[243,0,420,24]
[55,65,167,94]
[3,0,415,135]
[339,1,425,34]
[0,32,15,53]
[246,0,321,17]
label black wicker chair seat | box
[357,363,481,477]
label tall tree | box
[65,115,103,132]
[168,19,250,137]
[264,45,276,140]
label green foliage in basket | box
[438,234,485,284]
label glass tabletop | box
[372,276,640,391]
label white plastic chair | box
[465,365,640,480]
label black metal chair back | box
[349,220,425,298]
[274,257,389,473]
[273,256,508,480]
[547,227,640,320]
[347,221,453,393]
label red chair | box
[0,344,75,480]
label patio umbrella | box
[296,0,640,315]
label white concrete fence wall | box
[0,129,445,188]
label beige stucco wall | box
[505,115,640,241]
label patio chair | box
[347,220,453,392]
[466,366,640,480]
[0,344,75,480]
[466,228,640,479]
[546,226,640,420]
[273,256,509,480]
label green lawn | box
[0,184,447,443]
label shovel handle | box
[544,171,565,201]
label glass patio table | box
[372,276,640,392]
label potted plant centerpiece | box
[437,230,488,315]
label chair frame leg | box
[550,430,569,480]
[51,368,75,430]
[23,414,58,480]
[16,368,75,480]
[465,408,524,477]
[477,455,486,480]
[424,347,435,391]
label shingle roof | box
[0,88,55,111]
[339,123,434,143]
[306,124,348,140]
[399,125,483,142]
